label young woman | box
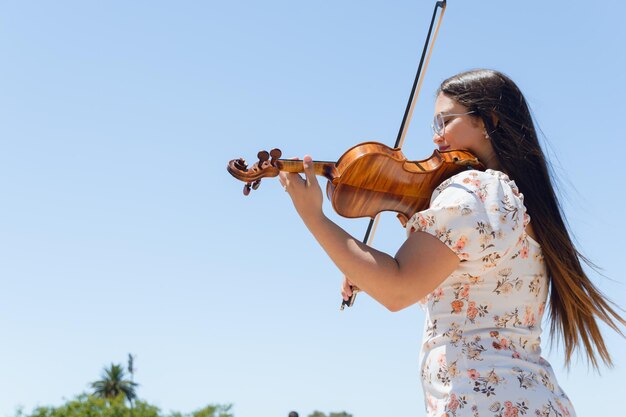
[278,69,625,417]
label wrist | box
[302,210,328,231]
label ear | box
[473,116,486,130]
[490,111,499,128]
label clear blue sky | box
[1,1,625,417]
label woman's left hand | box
[278,155,325,225]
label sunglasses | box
[431,111,475,136]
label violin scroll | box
[227,148,283,195]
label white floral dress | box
[405,169,576,417]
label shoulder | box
[409,169,529,266]
[429,169,529,245]
[431,169,524,207]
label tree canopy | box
[15,394,233,417]
[308,412,353,417]
[12,360,347,417]
[90,363,138,402]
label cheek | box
[444,125,468,146]
[447,123,482,149]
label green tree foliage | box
[91,364,138,402]
[17,395,157,417]
[189,405,233,417]
[307,412,352,417]
[14,394,234,417]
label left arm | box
[279,156,459,312]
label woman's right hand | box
[341,276,354,302]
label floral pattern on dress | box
[406,170,576,417]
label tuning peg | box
[243,183,251,196]
[251,179,261,190]
[257,150,270,167]
[270,148,282,165]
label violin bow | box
[341,0,447,310]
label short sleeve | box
[405,170,529,269]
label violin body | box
[327,142,483,225]
[227,141,484,225]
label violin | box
[227,141,484,226]
[229,0,450,310]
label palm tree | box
[91,363,138,402]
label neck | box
[483,155,503,171]
[476,147,503,171]
[276,158,338,181]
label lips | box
[438,146,450,151]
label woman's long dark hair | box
[438,69,624,369]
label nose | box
[433,133,445,144]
